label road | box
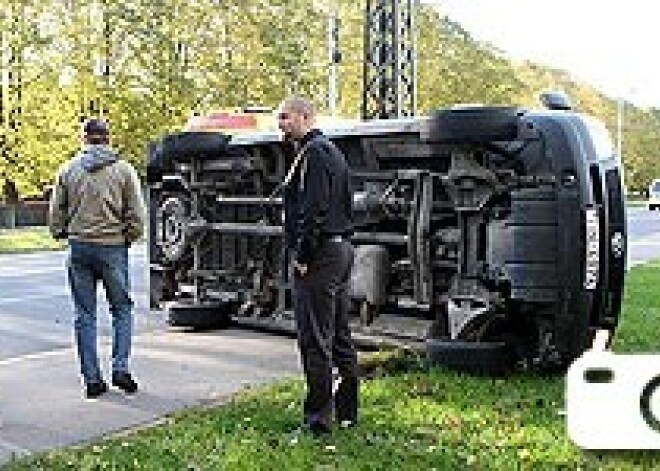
[0,245,162,362]
[627,206,660,267]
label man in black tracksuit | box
[277,96,358,435]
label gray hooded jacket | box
[48,144,145,245]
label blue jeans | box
[67,240,133,384]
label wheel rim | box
[156,196,189,261]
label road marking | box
[0,267,63,277]
[0,293,69,305]
[0,288,150,306]
[0,324,163,366]
[0,348,72,366]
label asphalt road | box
[627,206,660,267]
[0,245,162,362]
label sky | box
[424,0,657,107]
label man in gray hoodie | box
[49,118,145,399]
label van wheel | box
[167,301,235,330]
[149,269,175,309]
[155,194,192,263]
[426,339,515,376]
[426,106,522,144]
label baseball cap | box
[82,118,109,135]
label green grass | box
[612,259,660,353]
[3,261,660,470]
[0,227,64,253]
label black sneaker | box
[112,372,138,394]
[86,380,108,399]
[304,421,332,436]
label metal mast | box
[362,0,416,120]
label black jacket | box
[284,129,353,264]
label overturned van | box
[146,102,626,372]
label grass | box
[0,227,64,253]
[611,259,660,353]
[3,261,660,470]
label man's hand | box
[52,230,68,240]
[293,260,308,277]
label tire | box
[147,188,163,263]
[426,106,522,144]
[167,301,234,330]
[161,132,230,163]
[426,339,515,376]
[154,193,192,263]
[149,268,175,309]
[149,270,164,310]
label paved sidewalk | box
[0,329,300,465]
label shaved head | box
[277,96,317,139]
[280,96,316,119]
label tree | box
[0,0,657,195]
